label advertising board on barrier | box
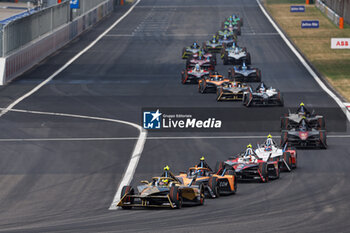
[331,38,350,49]
[301,20,319,28]
[70,0,80,9]
[290,6,305,12]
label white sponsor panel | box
[331,38,350,49]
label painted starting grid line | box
[0,134,349,142]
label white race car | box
[254,137,297,171]
[243,82,283,107]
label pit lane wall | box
[0,0,114,85]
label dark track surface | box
[0,0,349,232]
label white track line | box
[0,134,349,142]
[257,0,350,122]
[0,0,146,211]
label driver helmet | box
[245,144,254,157]
[159,178,169,186]
[265,134,274,147]
[234,46,239,54]
[232,42,236,49]
[298,102,307,115]
[242,61,247,70]
[224,34,227,39]
[193,42,198,48]
[195,64,200,71]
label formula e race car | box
[191,49,217,65]
[221,21,241,35]
[217,28,236,38]
[198,72,231,93]
[218,34,236,47]
[216,81,249,101]
[255,135,297,171]
[176,157,237,198]
[243,83,284,107]
[281,117,327,149]
[223,14,243,27]
[118,167,205,209]
[228,61,261,82]
[222,44,251,65]
[281,103,325,130]
[203,37,223,54]
[219,145,279,182]
[181,65,210,84]
[186,55,215,71]
[182,42,201,59]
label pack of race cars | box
[118,135,297,209]
[118,15,328,210]
[180,14,283,107]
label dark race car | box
[118,166,204,209]
[182,42,201,59]
[176,157,237,198]
[198,72,231,93]
[216,81,249,101]
[219,144,279,183]
[228,61,261,82]
[281,117,327,149]
[203,36,223,54]
[281,102,325,130]
[243,82,284,107]
[181,64,210,84]
[218,34,237,47]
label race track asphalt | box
[0,0,349,232]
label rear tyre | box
[120,186,134,209]
[259,163,269,183]
[246,52,251,65]
[320,131,327,149]
[281,132,288,147]
[283,152,292,172]
[215,161,225,174]
[208,177,220,198]
[199,80,206,93]
[198,183,205,205]
[169,185,182,209]
[318,118,326,130]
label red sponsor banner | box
[331,38,350,49]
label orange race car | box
[176,157,237,198]
[198,72,231,93]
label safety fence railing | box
[316,0,344,29]
[0,0,114,85]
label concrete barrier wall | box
[0,0,113,85]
